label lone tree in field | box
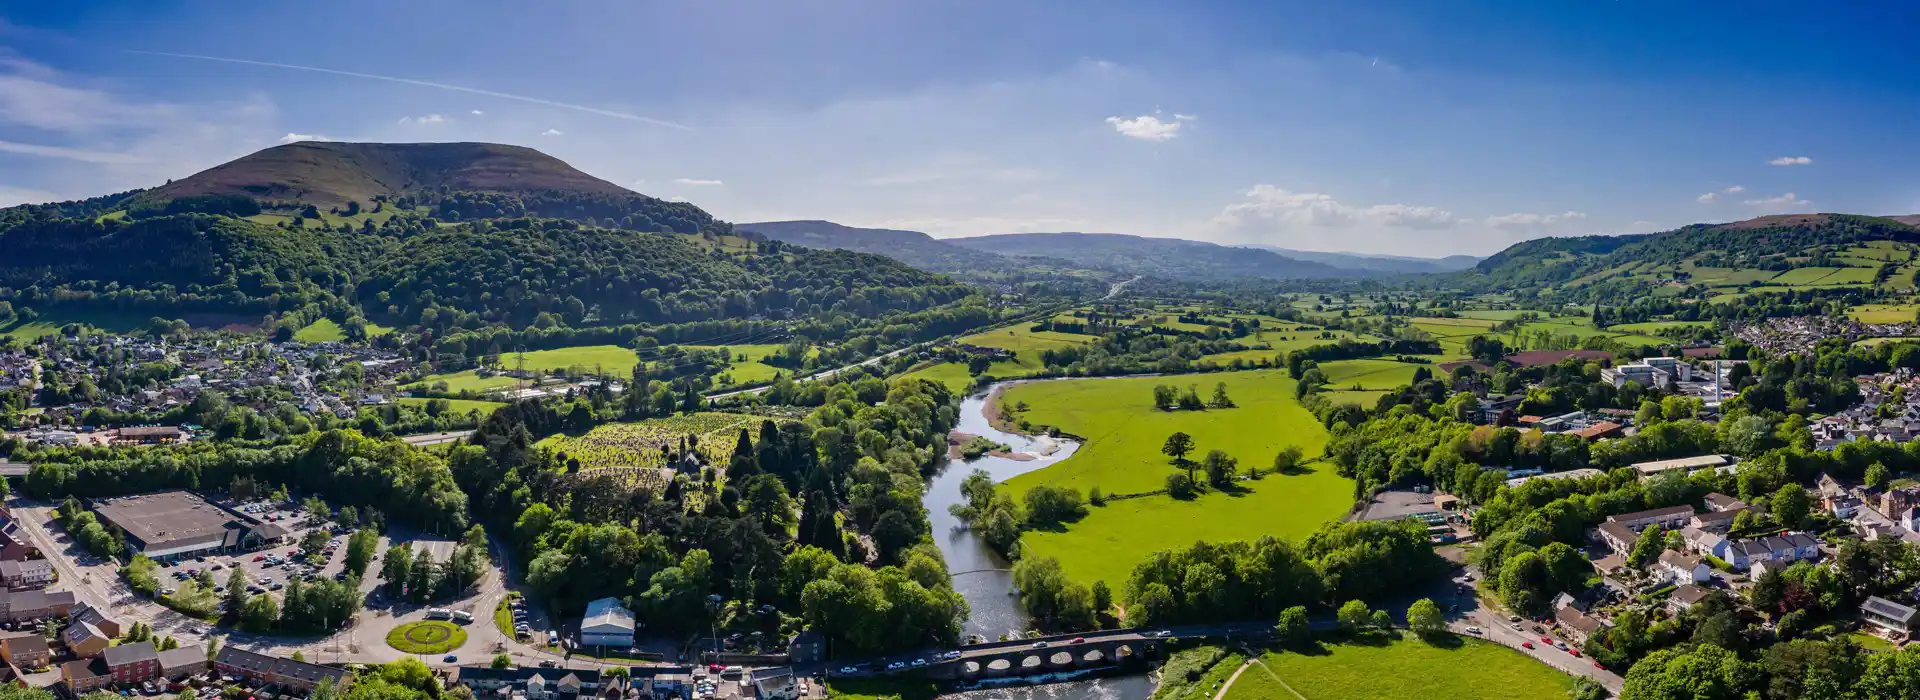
[1162,432,1195,465]
[1202,449,1238,487]
[1272,445,1305,475]
[1207,382,1234,408]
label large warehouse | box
[90,491,286,562]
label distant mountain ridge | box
[943,231,1356,281]
[1235,244,1482,274]
[141,141,637,208]
[736,220,1020,274]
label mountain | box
[736,220,1016,273]
[943,232,1353,281]
[141,141,633,208]
[1466,213,1920,296]
[0,142,974,332]
[1235,245,1481,274]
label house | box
[0,560,53,589]
[1554,605,1604,644]
[1658,550,1712,584]
[157,645,208,679]
[1724,533,1821,570]
[113,426,183,445]
[455,666,603,694]
[1684,529,1730,561]
[789,631,826,665]
[214,647,350,692]
[1690,509,1744,534]
[580,597,636,648]
[1829,496,1862,519]
[0,589,74,622]
[67,602,122,639]
[61,621,110,659]
[1703,493,1747,512]
[1551,592,1588,614]
[1608,505,1697,531]
[1668,585,1711,614]
[751,668,797,700]
[103,641,161,686]
[1861,596,1920,635]
[1598,521,1640,554]
[1571,422,1623,441]
[0,633,48,669]
[1630,455,1730,480]
[0,509,41,562]
[61,658,110,694]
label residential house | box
[1725,533,1821,570]
[456,666,602,694]
[0,589,74,622]
[1830,496,1862,519]
[1703,493,1748,512]
[1681,527,1730,561]
[1658,550,1712,584]
[157,646,208,680]
[61,621,109,659]
[214,647,350,692]
[1861,596,1920,635]
[1690,509,1744,534]
[1554,605,1604,644]
[0,633,48,669]
[0,560,53,589]
[1551,592,1588,613]
[1668,584,1712,615]
[788,632,826,665]
[103,642,161,686]
[68,602,122,638]
[0,509,40,562]
[1608,505,1696,530]
[1598,521,1639,555]
[61,659,110,694]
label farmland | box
[403,370,519,395]
[681,343,799,386]
[1850,303,1920,324]
[1000,370,1350,587]
[292,318,394,342]
[1225,640,1573,700]
[535,412,764,473]
[396,397,505,416]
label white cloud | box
[1213,185,1457,230]
[1172,113,1198,121]
[1696,185,1745,203]
[1104,114,1182,142]
[279,132,329,144]
[1743,192,1810,211]
[1630,220,1658,229]
[396,113,446,125]
[0,139,142,164]
[1485,211,1587,231]
[1769,156,1813,166]
[672,178,724,186]
[470,110,484,116]
[540,128,563,136]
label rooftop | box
[91,491,242,551]
[583,596,636,632]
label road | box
[399,430,474,447]
[1440,572,1624,694]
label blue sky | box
[1,0,1917,256]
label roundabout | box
[387,620,469,654]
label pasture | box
[1000,370,1351,587]
[396,397,505,416]
[403,370,520,395]
[1850,304,1920,324]
[1226,640,1573,700]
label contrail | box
[123,50,692,131]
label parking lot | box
[154,499,351,604]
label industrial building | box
[89,491,286,562]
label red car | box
[1521,642,1534,650]
[1569,649,1582,658]
[252,555,265,562]
[1071,637,1085,644]
[1540,636,1552,645]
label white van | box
[426,608,451,620]
[452,610,475,624]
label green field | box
[292,318,394,342]
[1001,370,1350,587]
[1411,317,1497,358]
[397,397,505,415]
[1851,304,1920,324]
[1316,359,1425,390]
[1608,320,1711,334]
[404,370,520,394]
[1226,640,1573,700]
[1203,324,1368,366]
[513,345,643,376]
[900,361,985,393]
[681,343,796,386]
[958,326,1097,373]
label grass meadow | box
[1226,640,1573,700]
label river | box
[924,387,1156,700]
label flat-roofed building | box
[1861,596,1919,634]
[580,597,636,648]
[89,491,281,562]
[1631,455,1730,479]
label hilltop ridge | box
[140,141,637,208]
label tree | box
[344,529,379,577]
[1628,524,1667,569]
[1162,432,1195,465]
[1867,463,1892,491]
[1090,581,1112,617]
[241,594,280,632]
[1407,598,1445,638]
[491,654,513,669]
[1165,472,1195,499]
[1208,382,1234,409]
[225,568,249,616]
[1337,599,1371,634]
[380,543,413,596]
[1272,445,1305,475]
[1202,449,1238,487]
[1152,384,1178,411]
[1772,485,1811,529]
[1274,606,1311,647]
[1369,610,1392,630]
[1620,645,1758,700]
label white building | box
[580,597,636,648]
[1725,532,1820,570]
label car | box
[1555,642,1569,651]
[1032,641,1049,648]
[540,661,559,669]
[885,662,905,671]
[270,582,284,590]
[1465,626,1482,635]
[160,587,176,596]
[910,659,927,667]
[1071,637,1085,644]
[211,563,224,571]
[1540,636,1553,644]
[1510,623,1522,631]
[1569,649,1582,657]
[443,655,458,663]
[1508,615,1521,623]
[1521,641,1534,649]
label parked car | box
[1521,641,1534,649]
[1032,641,1049,648]
[885,662,904,671]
